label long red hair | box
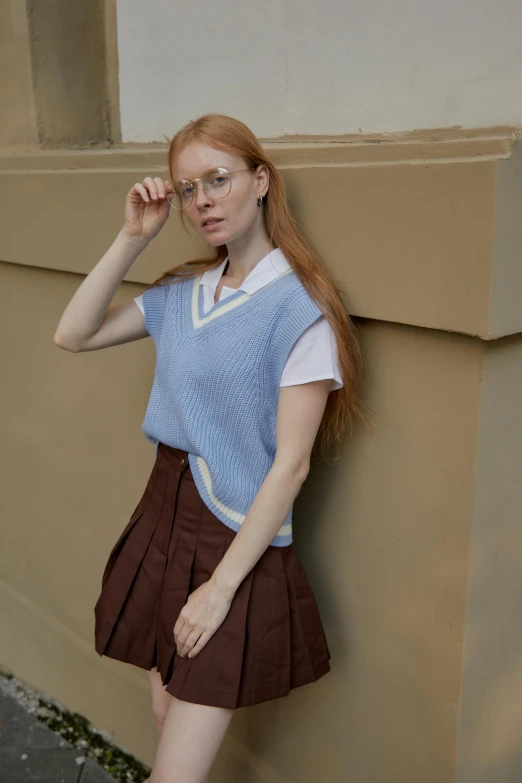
[148,113,372,462]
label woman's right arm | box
[53,176,173,353]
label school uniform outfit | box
[94,247,341,709]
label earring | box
[257,195,263,207]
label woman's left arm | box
[173,379,331,659]
[211,378,331,593]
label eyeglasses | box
[167,166,257,211]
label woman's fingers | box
[142,176,168,202]
[129,177,170,206]
[142,176,158,201]
[164,181,175,205]
[153,177,166,199]
[132,182,150,203]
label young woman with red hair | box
[55,113,368,783]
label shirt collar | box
[199,247,291,295]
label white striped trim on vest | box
[196,455,291,540]
[191,268,294,330]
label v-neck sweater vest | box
[140,267,323,546]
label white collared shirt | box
[134,247,343,392]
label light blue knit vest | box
[140,265,323,546]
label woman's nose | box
[194,181,212,208]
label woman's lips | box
[202,219,224,231]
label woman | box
[54,113,368,783]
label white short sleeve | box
[134,294,145,315]
[280,316,343,392]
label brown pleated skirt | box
[94,442,331,710]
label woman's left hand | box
[173,580,235,660]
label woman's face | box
[171,142,268,247]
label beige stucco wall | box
[0,258,479,781]
[115,0,522,141]
[456,335,522,783]
[1,2,522,781]
[0,0,39,148]
[1,0,117,150]
[1,131,521,781]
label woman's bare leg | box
[144,667,234,782]
[147,667,174,736]
[140,668,175,782]
[149,695,234,783]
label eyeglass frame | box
[167,166,259,211]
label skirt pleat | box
[94,442,331,710]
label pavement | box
[0,690,117,783]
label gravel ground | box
[0,667,151,782]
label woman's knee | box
[152,711,167,734]
[148,668,172,733]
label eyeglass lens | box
[168,170,232,210]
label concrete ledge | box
[1,126,521,339]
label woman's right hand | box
[123,176,174,241]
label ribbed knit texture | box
[140,267,323,546]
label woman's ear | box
[256,164,270,198]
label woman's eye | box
[210,176,227,186]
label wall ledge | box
[1,126,521,339]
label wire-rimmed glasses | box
[166,166,257,211]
